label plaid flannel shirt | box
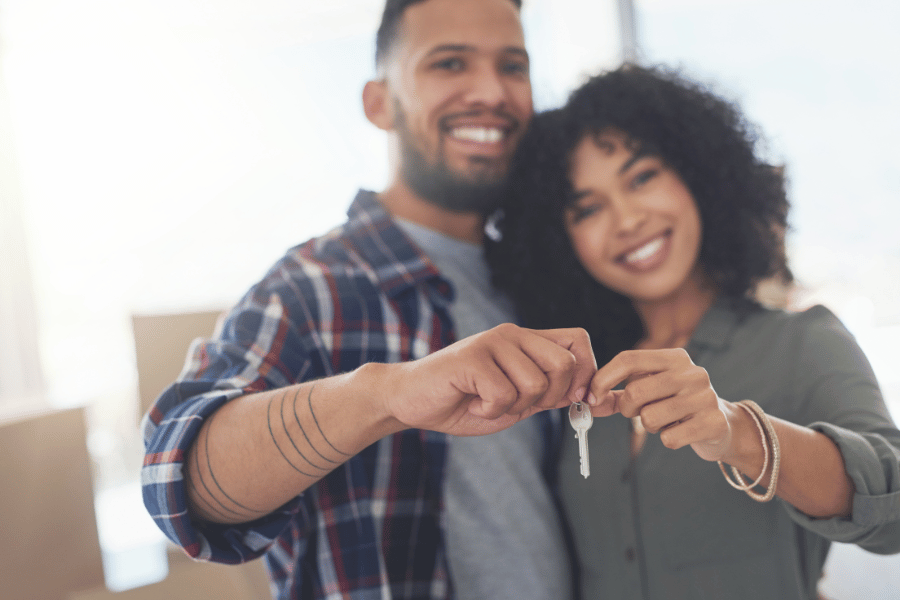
[142,190,559,599]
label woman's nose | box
[613,200,648,234]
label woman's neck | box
[634,268,718,350]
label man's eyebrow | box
[503,47,530,60]
[425,44,529,60]
[426,44,474,56]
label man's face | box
[386,0,533,213]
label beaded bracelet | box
[717,400,781,502]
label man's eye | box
[501,61,529,76]
[433,57,464,71]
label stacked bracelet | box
[717,400,781,502]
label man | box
[142,0,587,598]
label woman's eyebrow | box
[618,150,650,175]
[567,189,591,205]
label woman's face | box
[563,130,704,304]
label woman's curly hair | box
[487,64,791,364]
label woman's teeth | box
[624,236,665,263]
[450,126,503,143]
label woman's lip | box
[616,231,671,269]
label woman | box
[489,64,900,599]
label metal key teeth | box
[569,402,593,479]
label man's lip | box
[446,125,508,145]
[444,119,515,132]
[440,110,520,135]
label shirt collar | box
[687,296,756,353]
[343,190,448,299]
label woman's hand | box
[588,348,736,461]
[588,348,855,517]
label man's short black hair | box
[375,0,523,73]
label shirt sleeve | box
[141,281,314,563]
[781,305,900,554]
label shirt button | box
[625,547,636,562]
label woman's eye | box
[568,204,601,224]
[631,168,659,189]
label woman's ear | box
[363,80,394,131]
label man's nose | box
[463,67,508,108]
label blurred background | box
[1,0,898,597]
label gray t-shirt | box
[560,298,900,600]
[396,219,571,600]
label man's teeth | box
[450,127,504,143]
[624,237,665,263]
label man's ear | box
[363,80,394,131]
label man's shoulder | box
[253,224,380,300]
[251,196,429,298]
[285,189,404,266]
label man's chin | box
[398,134,511,214]
[405,169,506,215]
[456,156,510,185]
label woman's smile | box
[616,230,671,271]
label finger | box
[657,417,695,450]
[462,355,522,420]
[637,394,692,433]
[526,327,597,405]
[615,371,686,420]
[589,389,622,417]
[490,339,556,415]
[505,331,580,411]
[638,373,720,433]
[589,348,690,399]
[659,408,729,456]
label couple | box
[141,0,900,598]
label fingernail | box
[587,392,599,406]
[574,387,586,402]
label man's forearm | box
[183,324,595,524]
[185,362,401,524]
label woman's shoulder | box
[736,301,870,373]
[736,300,847,335]
[711,299,859,364]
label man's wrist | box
[346,362,409,440]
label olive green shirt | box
[560,300,900,600]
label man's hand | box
[184,324,594,524]
[383,323,596,437]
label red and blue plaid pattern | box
[141,190,463,599]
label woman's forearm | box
[721,403,855,518]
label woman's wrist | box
[718,400,782,502]
[720,400,767,474]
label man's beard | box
[395,106,509,216]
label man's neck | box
[378,179,486,245]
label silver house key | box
[569,402,593,478]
